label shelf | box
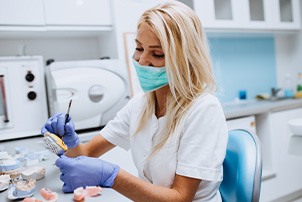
[0,26,113,38]
[262,169,277,181]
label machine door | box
[51,66,126,129]
[0,67,12,129]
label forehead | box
[136,23,161,45]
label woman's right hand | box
[41,113,80,149]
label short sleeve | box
[100,96,135,150]
[176,96,228,181]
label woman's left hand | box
[55,155,120,193]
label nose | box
[138,53,151,66]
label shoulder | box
[128,92,147,106]
[189,92,223,114]
[131,92,146,101]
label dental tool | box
[63,99,73,139]
[65,99,73,127]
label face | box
[133,23,165,67]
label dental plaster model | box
[23,198,42,202]
[21,152,40,167]
[15,146,29,155]
[0,174,10,191]
[22,187,58,202]
[0,159,21,171]
[21,166,46,180]
[40,187,58,201]
[35,150,50,161]
[73,186,102,201]
[1,167,22,179]
[7,179,36,200]
[43,132,67,156]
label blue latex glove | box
[41,113,80,148]
[55,155,120,193]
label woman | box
[42,1,228,201]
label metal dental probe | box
[63,99,73,141]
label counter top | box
[0,136,131,202]
[223,98,302,119]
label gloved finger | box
[41,125,48,134]
[57,115,66,136]
[50,117,59,134]
[41,120,54,134]
[55,155,70,169]
[57,150,65,157]
[65,121,75,136]
[60,173,67,182]
[49,113,64,121]
[62,182,73,193]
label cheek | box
[153,59,165,67]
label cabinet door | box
[260,108,302,201]
[44,0,112,26]
[226,115,256,133]
[194,0,244,29]
[269,0,301,30]
[0,0,44,25]
[193,0,300,31]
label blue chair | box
[220,129,262,202]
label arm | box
[56,156,200,201]
[65,134,115,158]
[113,169,201,202]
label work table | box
[223,98,302,119]
[0,136,131,202]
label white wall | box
[275,2,302,92]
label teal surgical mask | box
[132,58,169,93]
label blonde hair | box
[135,1,216,158]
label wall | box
[209,36,277,102]
[275,2,302,97]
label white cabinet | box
[259,108,302,202]
[193,0,301,31]
[0,0,112,31]
[226,115,256,132]
[0,0,44,26]
[193,0,243,30]
[44,0,112,26]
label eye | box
[135,47,143,52]
[152,53,165,59]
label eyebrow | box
[135,39,162,49]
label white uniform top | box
[101,92,228,202]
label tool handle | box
[65,114,69,125]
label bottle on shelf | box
[284,73,294,98]
[295,72,302,98]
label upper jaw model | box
[7,178,36,200]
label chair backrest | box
[219,129,262,202]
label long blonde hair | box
[135,1,216,157]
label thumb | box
[41,126,47,135]
[55,155,69,168]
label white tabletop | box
[0,136,132,202]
